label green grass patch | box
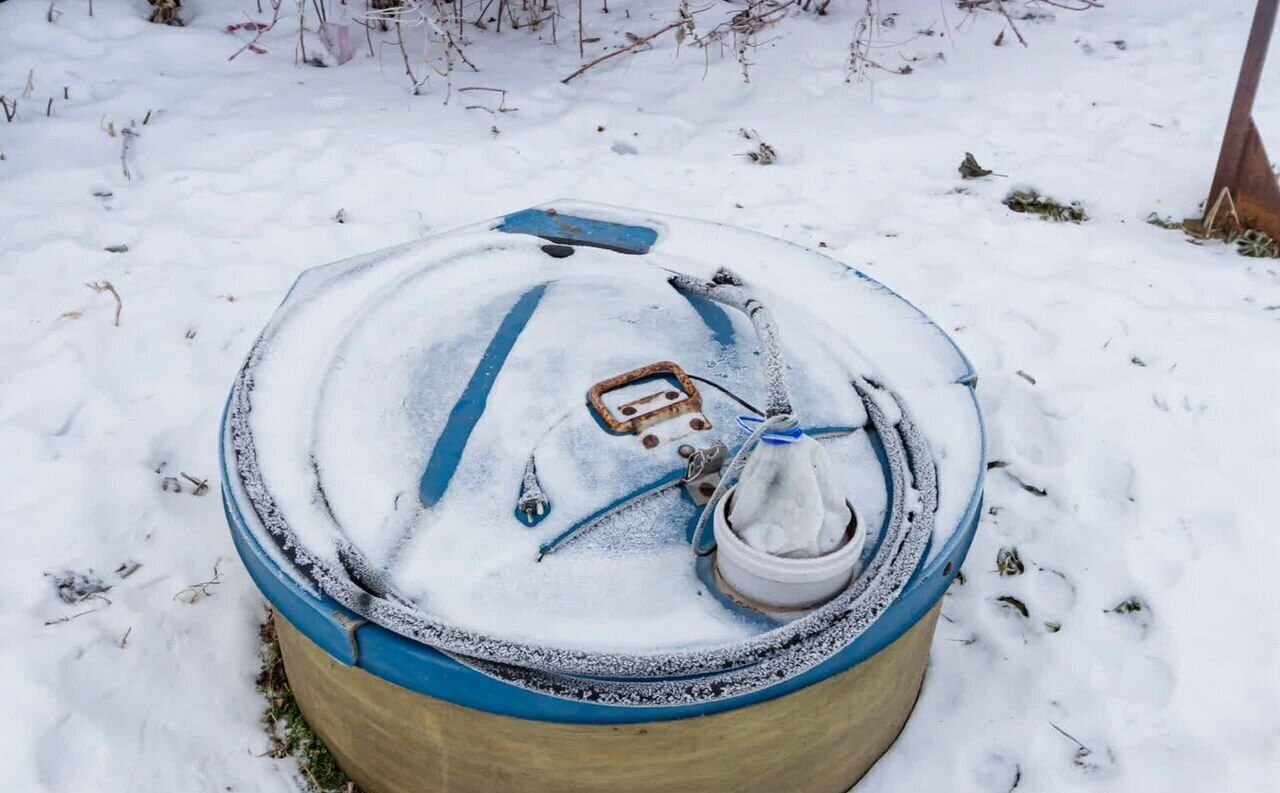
[258,614,360,793]
[1145,212,1183,230]
[1235,228,1280,258]
[1003,189,1088,223]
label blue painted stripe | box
[679,293,735,347]
[496,209,659,254]
[419,285,549,507]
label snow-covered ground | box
[2,0,1279,791]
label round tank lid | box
[224,201,983,656]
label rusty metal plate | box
[587,361,707,436]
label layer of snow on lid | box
[238,208,980,654]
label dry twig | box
[180,472,210,496]
[45,603,108,625]
[562,14,694,84]
[459,86,517,114]
[120,126,138,179]
[175,561,224,604]
[230,2,284,61]
[993,0,1027,46]
[85,281,123,326]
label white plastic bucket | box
[713,486,866,610]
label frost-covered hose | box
[671,267,801,559]
[230,344,934,698]
[451,380,935,706]
[227,264,937,704]
[667,267,793,417]
[688,412,797,557]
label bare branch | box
[994,0,1028,47]
[229,2,284,61]
[44,602,107,626]
[562,15,693,84]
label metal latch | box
[681,441,728,506]
[587,361,712,449]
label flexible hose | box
[226,264,938,706]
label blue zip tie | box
[736,415,804,445]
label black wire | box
[687,374,764,417]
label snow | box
[2,0,1279,791]
[231,214,938,663]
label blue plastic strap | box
[735,415,804,445]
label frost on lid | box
[222,209,982,698]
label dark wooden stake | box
[1203,0,1280,241]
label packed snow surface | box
[2,1,1279,792]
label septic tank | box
[222,201,984,793]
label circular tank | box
[221,201,985,793]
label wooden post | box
[1203,0,1280,241]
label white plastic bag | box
[729,435,850,558]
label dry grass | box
[1187,188,1280,258]
[201,0,1102,91]
[148,0,183,26]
